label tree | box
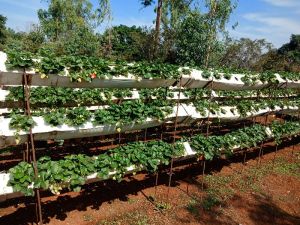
[160,0,193,62]
[38,0,100,41]
[219,38,272,70]
[22,25,45,53]
[141,0,163,57]
[254,35,300,72]
[0,14,7,50]
[175,11,223,66]
[100,25,153,61]
[278,34,300,63]
[37,0,104,55]
[141,0,194,59]
[204,0,237,67]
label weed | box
[155,201,172,211]
[202,194,221,210]
[127,198,137,204]
[273,157,300,177]
[83,214,94,222]
[186,199,200,216]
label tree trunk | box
[154,0,163,58]
[205,0,217,68]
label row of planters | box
[1,51,300,89]
[7,121,300,197]
[3,87,298,108]
[5,97,299,131]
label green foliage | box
[271,121,300,144]
[191,97,300,118]
[9,113,36,133]
[21,25,45,53]
[8,141,184,196]
[101,25,152,61]
[202,195,221,210]
[6,87,137,107]
[65,107,92,126]
[226,98,299,117]
[7,49,300,82]
[36,0,102,56]
[93,99,174,125]
[8,99,174,129]
[278,34,300,63]
[214,89,299,98]
[6,50,190,80]
[44,109,65,126]
[5,50,35,69]
[175,11,211,66]
[61,27,100,56]
[8,162,35,196]
[38,0,100,41]
[0,14,7,50]
[219,38,272,70]
[189,122,300,161]
[6,84,299,131]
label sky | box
[0,0,299,48]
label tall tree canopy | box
[278,34,300,63]
[220,38,272,70]
[0,14,7,50]
[38,0,101,41]
[101,25,153,61]
[37,0,104,55]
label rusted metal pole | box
[272,144,279,169]
[155,171,159,196]
[201,81,213,190]
[167,78,183,200]
[201,160,206,191]
[118,132,121,146]
[23,72,43,225]
[144,128,147,142]
[206,81,214,137]
[166,158,174,200]
[22,73,30,162]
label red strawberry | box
[90,73,97,79]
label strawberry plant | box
[189,121,300,161]
[43,109,66,126]
[8,141,184,196]
[9,113,36,132]
[5,50,35,69]
[271,121,300,144]
[65,107,92,126]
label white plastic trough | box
[1,104,298,148]
[1,50,299,90]
[0,104,189,148]
[182,70,298,90]
[2,70,299,90]
[0,87,298,110]
[0,71,180,89]
[180,104,299,124]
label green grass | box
[155,201,172,211]
[273,157,300,177]
[186,199,200,216]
